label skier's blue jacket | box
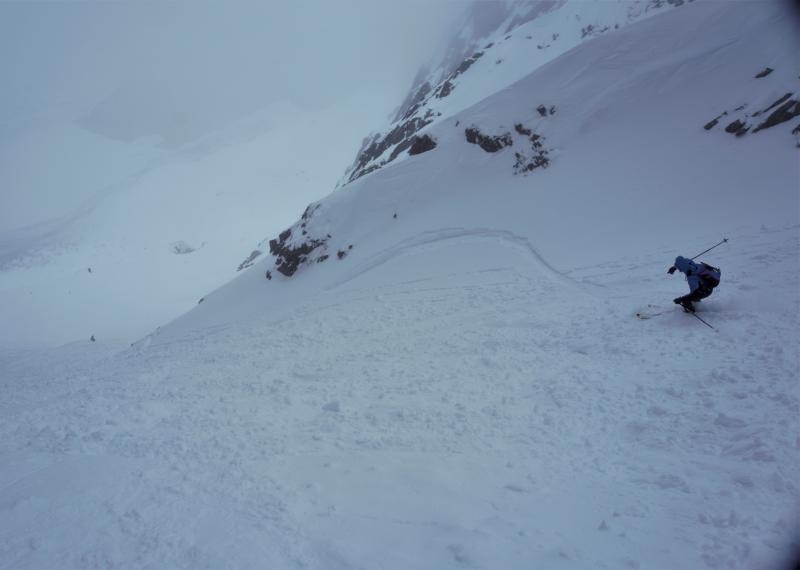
[674,256,721,292]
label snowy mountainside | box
[206,0,800,341]
[340,0,698,185]
[1,1,798,568]
[1,199,798,568]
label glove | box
[667,266,676,275]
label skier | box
[667,256,721,313]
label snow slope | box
[341,0,697,185]
[0,98,386,349]
[0,1,798,568]
[170,0,798,338]
[1,226,797,569]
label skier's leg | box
[673,293,696,312]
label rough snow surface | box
[1,224,798,569]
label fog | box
[0,1,466,230]
[0,1,474,347]
[1,1,464,128]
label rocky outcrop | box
[344,115,435,184]
[465,127,513,153]
[703,72,799,144]
[724,119,749,137]
[536,105,556,117]
[237,203,359,279]
[464,121,551,174]
[704,112,727,130]
[710,93,800,137]
[513,124,550,174]
[341,50,486,183]
[754,67,773,79]
[408,134,437,155]
[752,96,800,133]
[434,51,484,100]
[269,229,327,277]
[339,0,692,187]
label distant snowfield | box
[0,97,385,348]
[0,1,798,568]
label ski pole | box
[691,238,728,260]
[689,311,715,330]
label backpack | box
[697,262,721,289]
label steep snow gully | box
[1,224,798,569]
[1,0,799,568]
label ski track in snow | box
[327,227,579,291]
[0,224,797,569]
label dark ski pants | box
[675,287,712,305]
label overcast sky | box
[0,1,466,141]
[0,1,470,233]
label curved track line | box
[326,227,584,292]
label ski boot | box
[673,297,695,313]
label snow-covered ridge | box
[237,0,798,290]
[339,0,697,186]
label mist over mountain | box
[0,1,464,347]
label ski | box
[637,304,717,331]
[635,304,670,319]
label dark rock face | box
[515,124,533,137]
[340,0,692,187]
[725,119,750,137]
[755,67,774,79]
[243,202,359,280]
[437,81,454,99]
[398,82,432,122]
[241,203,331,278]
[753,98,800,133]
[465,127,513,152]
[434,52,484,100]
[512,126,550,174]
[535,105,556,117]
[388,137,415,162]
[342,51,487,184]
[708,91,798,142]
[581,24,610,39]
[514,152,549,173]
[754,93,792,117]
[269,229,327,277]
[345,116,434,184]
[408,134,437,155]
[704,111,728,131]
